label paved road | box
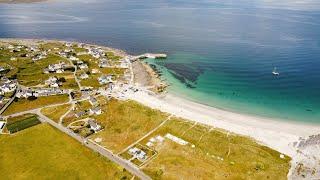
[0,86,19,115]
[5,109,151,180]
[66,58,82,90]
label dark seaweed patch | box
[164,63,201,82]
[168,69,196,89]
[186,84,196,89]
[168,70,186,84]
[163,62,214,88]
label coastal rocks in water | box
[289,134,320,179]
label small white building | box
[99,58,109,68]
[89,96,98,105]
[79,63,88,70]
[88,119,102,132]
[128,147,148,162]
[92,69,100,74]
[65,42,73,47]
[89,106,102,115]
[146,142,153,147]
[98,75,112,85]
[45,77,58,85]
[80,73,89,79]
[69,56,79,61]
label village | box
[0,40,136,124]
[0,40,169,162]
[0,40,199,164]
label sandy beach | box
[128,90,319,156]
[127,88,320,178]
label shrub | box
[27,96,37,101]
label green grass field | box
[0,123,132,179]
[106,51,122,61]
[54,74,79,90]
[3,95,69,116]
[90,99,168,153]
[6,114,41,133]
[136,118,291,180]
[41,104,72,123]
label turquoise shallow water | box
[0,0,320,123]
[145,50,320,123]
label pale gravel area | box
[132,61,152,87]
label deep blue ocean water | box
[0,0,319,123]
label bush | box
[70,92,75,99]
[65,67,75,72]
[58,77,66,83]
[27,96,37,101]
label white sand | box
[128,90,320,157]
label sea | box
[0,0,319,123]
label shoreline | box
[132,60,167,93]
[170,89,319,126]
[128,90,320,156]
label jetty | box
[130,53,167,62]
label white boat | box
[272,67,279,75]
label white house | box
[65,42,73,47]
[128,147,148,162]
[89,106,102,115]
[92,69,100,74]
[80,73,89,79]
[79,63,88,70]
[98,75,112,85]
[45,77,58,85]
[89,96,98,105]
[69,56,79,61]
[99,58,109,68]
[88,119,102,132]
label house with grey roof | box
[89,106,102,115]
[88,119,102,132]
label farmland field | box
[3,94,69,115]
[41,104,72,123]
[0,123,132,179]
[90,99,168,153]
[6,114,41,133]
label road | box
[0,86,19,115]
[66,58,82,90]
[5,109,151,180]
